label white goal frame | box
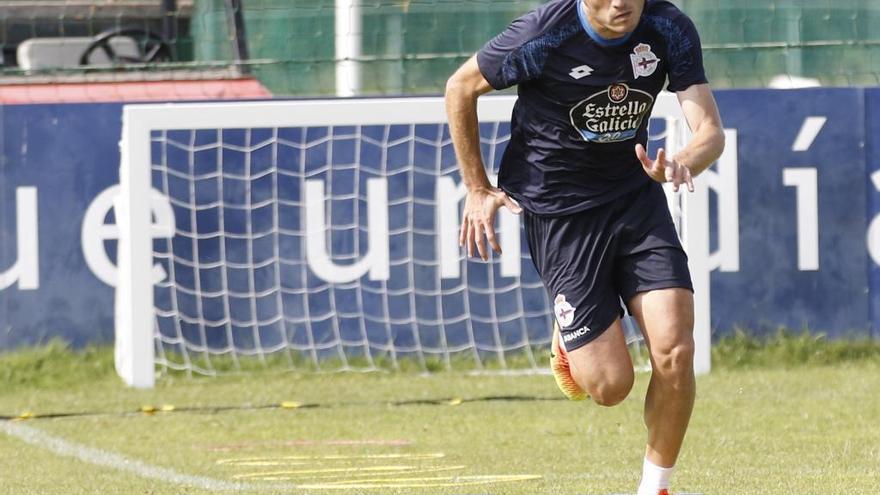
[116,94,711,388]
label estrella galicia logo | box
[569,83,654,143]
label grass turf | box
[1,336,879,494]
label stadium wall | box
[0,88,877,349]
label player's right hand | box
[460,187,523,261]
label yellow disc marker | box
[280,401,301,409]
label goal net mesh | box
[137,98,673,376]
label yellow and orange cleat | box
[550,321,588,401]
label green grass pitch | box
[1,338,880,494]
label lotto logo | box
[568,65,593,80]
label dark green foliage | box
[712,329,880,369]
[0,339,115,392]
[2,331,879,394]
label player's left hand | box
[635,143,694,193]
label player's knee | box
[585,371,634,407]
[590,379,633,407]
[653,339,695,380]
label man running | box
[445,1,725,494]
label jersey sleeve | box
[660,11,708,92]
[476,8,547,90]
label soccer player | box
[445,0,725,494]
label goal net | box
[116,95,709,387]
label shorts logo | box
[563,326,591,343]
[554,294,576,328]
[630,43,660,79]
[569,83,654,143]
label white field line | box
[2,421,544,491]
[0,420,298,492]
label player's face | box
[582,0,645,39]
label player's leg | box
[613,181,696,494]
[551,317,634,403]
[522,205,635,405]
[564,317,634,406]
[628,287,695,467]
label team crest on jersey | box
[554,294,576,329]
[630,43,660,79]
[569,83,654,143]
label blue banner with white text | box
[1,88,878,351]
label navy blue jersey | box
[477,0,707,215]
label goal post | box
[116,107,157,389]
[116,94,710,388]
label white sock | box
[637,457,674,495]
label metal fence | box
[2,1,879,95]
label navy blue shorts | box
[524,181,693,352]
